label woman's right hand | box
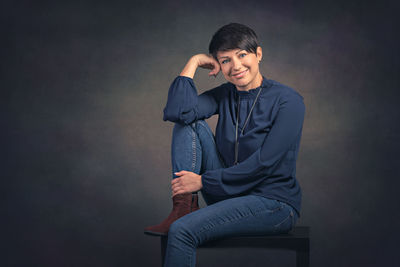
[180,54,220,79]
[194,54,221,77]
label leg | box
[171,120,225,179]
[171,120,228,205]
[163,195,297,267]
[161,236,167,266]
[144,120,227,236]
[296,243,310,267]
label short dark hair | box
[208,23,259,60]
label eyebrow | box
[218,50,245,59]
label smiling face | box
[216,46,263,91]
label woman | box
[144,23,305,266]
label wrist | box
[189,55,200,67]
[199,175,203,189]
[180,56,199,79]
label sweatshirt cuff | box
[201,169,227,196]
[163,76,198,123]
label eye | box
[239,53,246,58]
[221,59,229,64]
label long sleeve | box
[163,76,223,124]
[201,90,305,196]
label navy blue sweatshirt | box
[163,75,305,215]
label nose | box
[232,57,242,70]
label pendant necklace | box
[234,86,263,165]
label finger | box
[199,63,213,70]
[172,188,186,198]
[172,191,179,198]
[171,183,178,191]
[208,71,218,77]
[209,65,220,76]
[175,170,188,175]
[172,181,183,191]
[172,189,179,198]
[171,178,180,186]
[171,183,181,192]
[172,188,180,197]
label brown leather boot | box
[144,193,199,236]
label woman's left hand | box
[171,171,203,197]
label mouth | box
[231,69,248,78]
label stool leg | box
[296,248,309,267]
[161,236,168,267]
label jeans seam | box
[191,123,196,171]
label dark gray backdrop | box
[3,0,400,266]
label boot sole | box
[144,230,168,236]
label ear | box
[256,46,263,62]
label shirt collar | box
[232,75,269,98]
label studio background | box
[3,0,399,266]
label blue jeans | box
[165,120,298,267]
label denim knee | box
[173,122,195,133]
[168,219,197,247]
[172,122,202,143]
[172,120,212,140]
[173,120,206,130]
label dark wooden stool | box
[160,226,310,266]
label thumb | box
[174,170,188,175]
[208,71,218,77]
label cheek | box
[221,66,230,77]
[244,58,258,69]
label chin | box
[233,79,250,88]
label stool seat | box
[160,226,310,267]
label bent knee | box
[173,122,192,131]
[168,219,198,246]
[169,219,189,236]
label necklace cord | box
[234,87,263,165]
